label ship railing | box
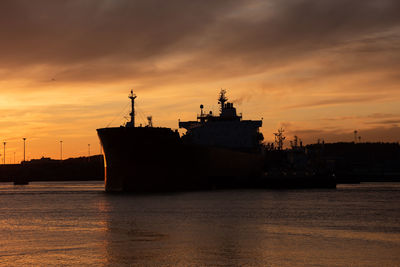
[197,114,212,120]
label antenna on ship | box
[147,116,153,127]
[127,90,137,127]
[218,89,227,113]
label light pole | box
[3,142,6,165]
[60,140,63,160]
[88,144,91,157]
[23,138,26,162]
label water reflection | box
[101,188,400,266]
[1,182,399,266]
[0,182,108,266]
[102,192,271,266]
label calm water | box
[0,182,399,266]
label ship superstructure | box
[179,90,263,150]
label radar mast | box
[218,89,227,112]
[127,90,137,127]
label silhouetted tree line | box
[0,155,104,182]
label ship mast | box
[128,90,137,127]
[218,89,227,113]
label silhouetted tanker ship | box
[97,90,264,192]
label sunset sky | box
[1,0,400,161]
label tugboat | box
[97,90,264,192]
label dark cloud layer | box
[1,0,399,84]
[0,1,232,64]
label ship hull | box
[97,127,263,192]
